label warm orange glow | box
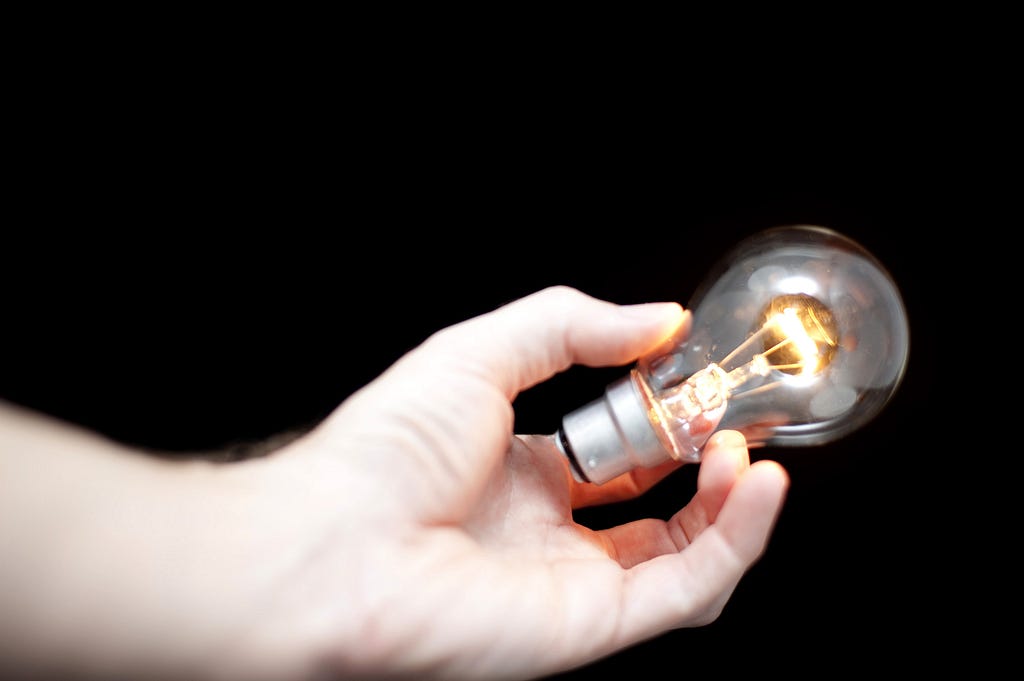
[758,294,838,376]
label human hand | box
[243,286,789,679]
[0,286,788,681]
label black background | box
[3,55,968,676]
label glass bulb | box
[555,225,910,485]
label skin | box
[0,286,789,680]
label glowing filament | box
[668,294,839,413]
[765,307,823,375]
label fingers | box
[673,430,751,540]
[569,429,748,510]
[422,286,687,400]
[613,460,789,637]
[590,431,751,567]
[710,459,789,565]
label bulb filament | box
[652,293,839,428]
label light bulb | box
[555,225,910,485]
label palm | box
[359,431,756,679]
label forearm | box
[0,401,300,680]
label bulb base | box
[555,374,672,485]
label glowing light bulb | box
[555,225,910,485]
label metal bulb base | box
[555,375,671,485]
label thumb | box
[424,285,688,400]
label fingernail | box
[618,302,682,322]
[708,430,746,449]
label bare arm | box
[0,402,299,680]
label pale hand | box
[0,286,789,680]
